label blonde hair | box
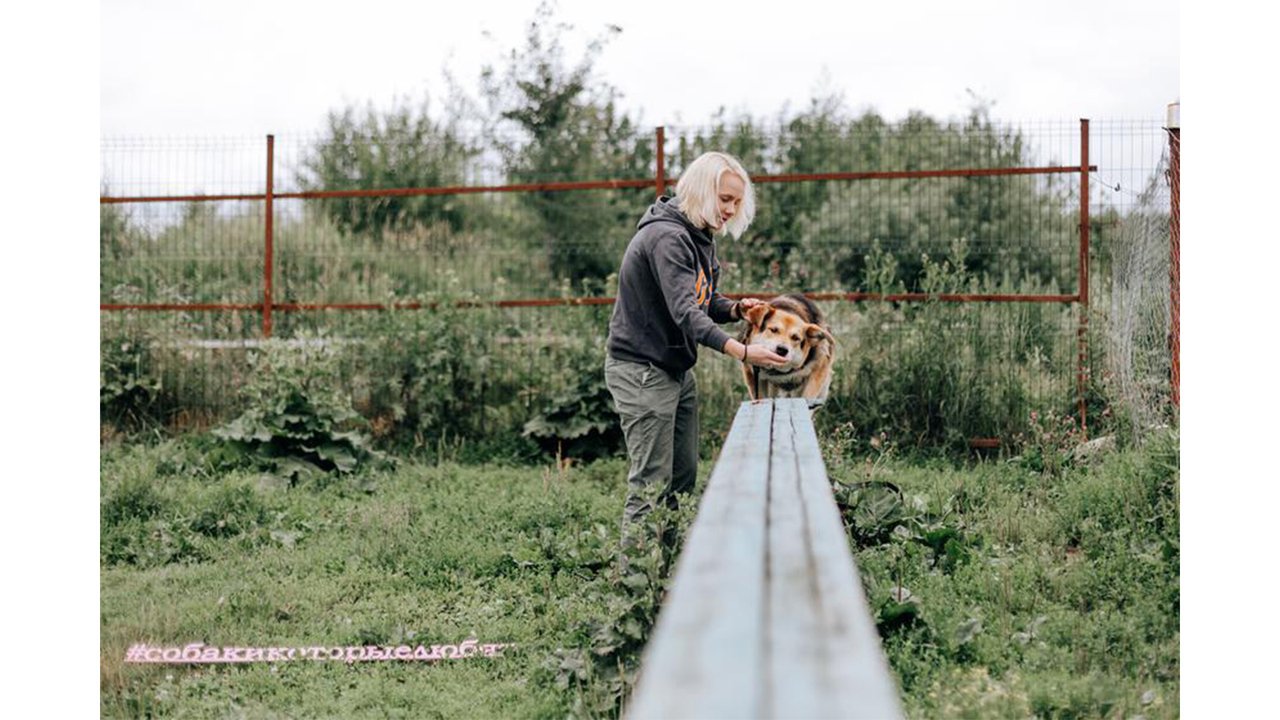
[676,151,755,238]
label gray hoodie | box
[606,196,737,375]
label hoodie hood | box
[637,195,714,244]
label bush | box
[100,334,166,431]
[786,107,1074,293]
[356,298,521,452]
[522,343,622,462]
[815,241,1067,449]
[213,334,386,484]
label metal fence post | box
[263,134,275,338]
[1166,104,1180,409]
[1077,118,1090,436]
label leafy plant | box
[1013,407,1084,479]
[213,334,386,484]
[100,334,164,430]
[546,485,694,717]
[836,478,970,570]
[363,298,516,452]
[522,367,622,462]
[826,432,976,645]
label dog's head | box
[743,302,831,372]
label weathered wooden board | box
[627,399,903,720]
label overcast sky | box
[101,0,1180,138]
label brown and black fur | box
[738,293,836,408]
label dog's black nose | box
[774,345,789,357]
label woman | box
[604,151,786,542]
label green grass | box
[825,428,1180,719]
[101,445,631,718]
[102,428,1179,718]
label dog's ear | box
[744,303,774,329]
[805,323,834,346]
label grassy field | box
[101,427,1179,718]
[101,447,633,718]
[824,428,1180,719]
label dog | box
[738,294,836,408]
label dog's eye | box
[791,335,802,343]
[769,326,780,333]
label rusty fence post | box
[1077,119,1090,436]
[263,134,275,338]
[1167,104,1180,409]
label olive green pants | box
[603,355,699,538]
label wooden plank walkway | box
[627,399,903,720]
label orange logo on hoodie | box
[694,268,709,306]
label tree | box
[298,95,479,242]
[787,105,1076,293]
[479,1,649,289]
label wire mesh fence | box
[100,117,1176,451]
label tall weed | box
[100,333,168,432]
[546,485,696,718]
[213,333,386,484]
[818,241,1071,449]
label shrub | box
[822,241,1062,448]
[213,334,386,484]
[786,107,1075,293]
[357,299,520,452]
[100,334,165,430]
[522,343,622,462]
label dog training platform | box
[627,398,903,720]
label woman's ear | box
[744,303,773,329]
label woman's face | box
[713,172,746,231]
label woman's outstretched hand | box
[743,343,789,368]
[725,338,788,368]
